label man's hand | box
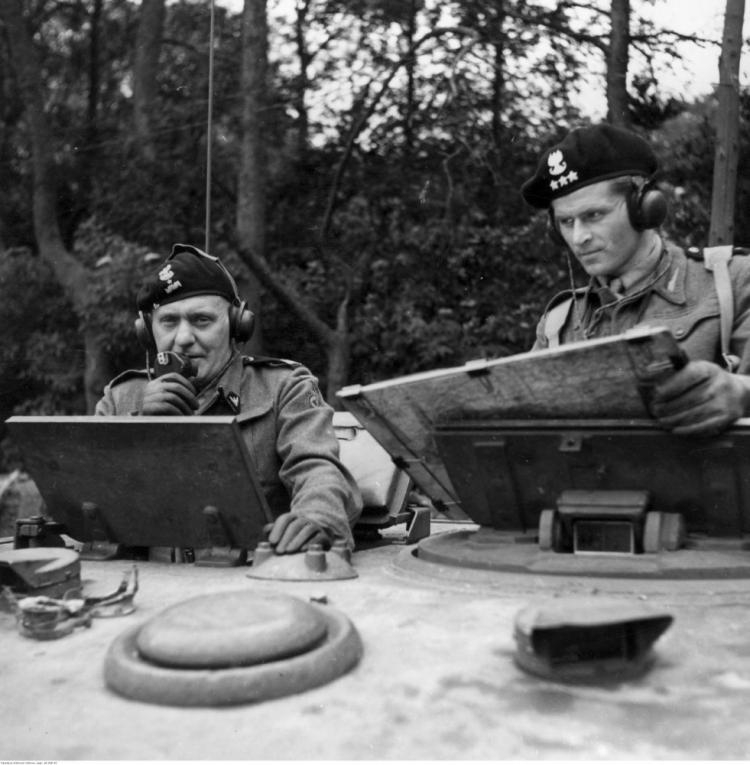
[140,373,199,416]
[649,360,750,436]
[265,513,331,554]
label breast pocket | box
[634,302,721,363]
[236,402,277,485]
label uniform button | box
[674,327,686,338]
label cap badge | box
[159,265,176,282]
[547,150,567,176]
[547,149,579,191]
[158,264,182,295]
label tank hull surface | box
[3,524,750,760]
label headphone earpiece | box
[627,179,668,231]
[229,300,255,344]
[135,310,154,349]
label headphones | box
[134,248,255,349]
[547,177,668,247]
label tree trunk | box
[325,334,350,405]
[486,0,506,221]
[0,0,111,411]
[65,0,103,244]
[490,0,506,150]
[325,296,351,404]
[293,0,310,161]
[87,0,102,137]
[606,0,630,127]
[133,0,165,162]
[403,0,417,161]
[709,0,745,246]
[236,0,267,352]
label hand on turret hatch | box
[649,360,750,436]
[140,373,199,416]
[265,513,332,554]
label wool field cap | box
[137,243,238,312]
[521,123,659,209]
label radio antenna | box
[204,0,216,252]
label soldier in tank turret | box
[521,122,750,437]
[95,244,362,552]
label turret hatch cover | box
[104,590,363,706]
[135,590,328,668]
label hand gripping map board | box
[337,327,687,517]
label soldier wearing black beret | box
[96,244,362,552]
[522,123,750,436]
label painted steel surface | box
[3,525,750,760]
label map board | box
[337,327,686,516]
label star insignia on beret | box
[550,170,579,191]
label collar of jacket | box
[584,241,687,309]
[648,241,688,306]
[195,352,245,416]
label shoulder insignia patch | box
[307,388,324,409]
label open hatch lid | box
[6,415,273,549]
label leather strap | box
[703,245,740,372]
[543,297,574,349]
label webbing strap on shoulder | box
[703,245,740,372]
[543,297,574,349]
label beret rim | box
[142,289,238,312]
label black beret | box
[136,244,238,312]
[521,123,659,209]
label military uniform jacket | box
[532,241,750,374]
[95,353,363,547]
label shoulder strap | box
[108,368,150,388]
[543,297,575,349]
[242,354,300,369]
[703,245,739,372]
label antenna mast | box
[205,0,216,252]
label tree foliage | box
[0,0,748,469]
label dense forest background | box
[0,0,748,469]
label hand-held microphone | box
[153,351,196,379]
